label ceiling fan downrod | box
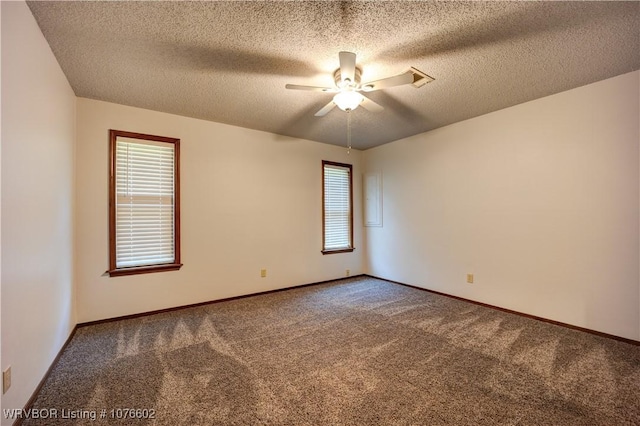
[347,110,352,155]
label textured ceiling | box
[27,1,639,150]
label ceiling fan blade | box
[315,101,337,117]
[360,95,384,113]
[361,71,414,91]
[285,84,336,92]
[339,51,356,84]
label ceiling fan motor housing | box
[334,67,362,88]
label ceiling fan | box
[285,51,433,116]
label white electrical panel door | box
[363,172,382,227]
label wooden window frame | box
[322,160,355,255]
[108,129,182,277]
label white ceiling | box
[27,1,639,150]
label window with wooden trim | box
[108,130,182,276]
[322,160,354,254]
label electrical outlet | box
[260,269,267,278]
[467,274,474,284]
[3,366,11,394]
[346,269,350,277]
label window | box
[108,130,182,276]
[322,161,354,254]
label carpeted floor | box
[23,276,640,425]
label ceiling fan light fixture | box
[287,51,429,117]
[333,90,364,111]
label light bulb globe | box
[333,91,364,111]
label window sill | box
[107,263,183,277]
[322,248,355,255]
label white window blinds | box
[115,138,175,268]
[323,162,353,252]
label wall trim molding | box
[17,276,363,425]
[16,272,637,424]
[14,326,79,426]
[77,275,365,328]
[365,274,640,346]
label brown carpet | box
[22,276,640,425]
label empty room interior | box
[1,1,639,424]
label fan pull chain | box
[347,110,352,155]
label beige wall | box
[364,71,640,340]
[75,98,363,323]
[1,1,77,419]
